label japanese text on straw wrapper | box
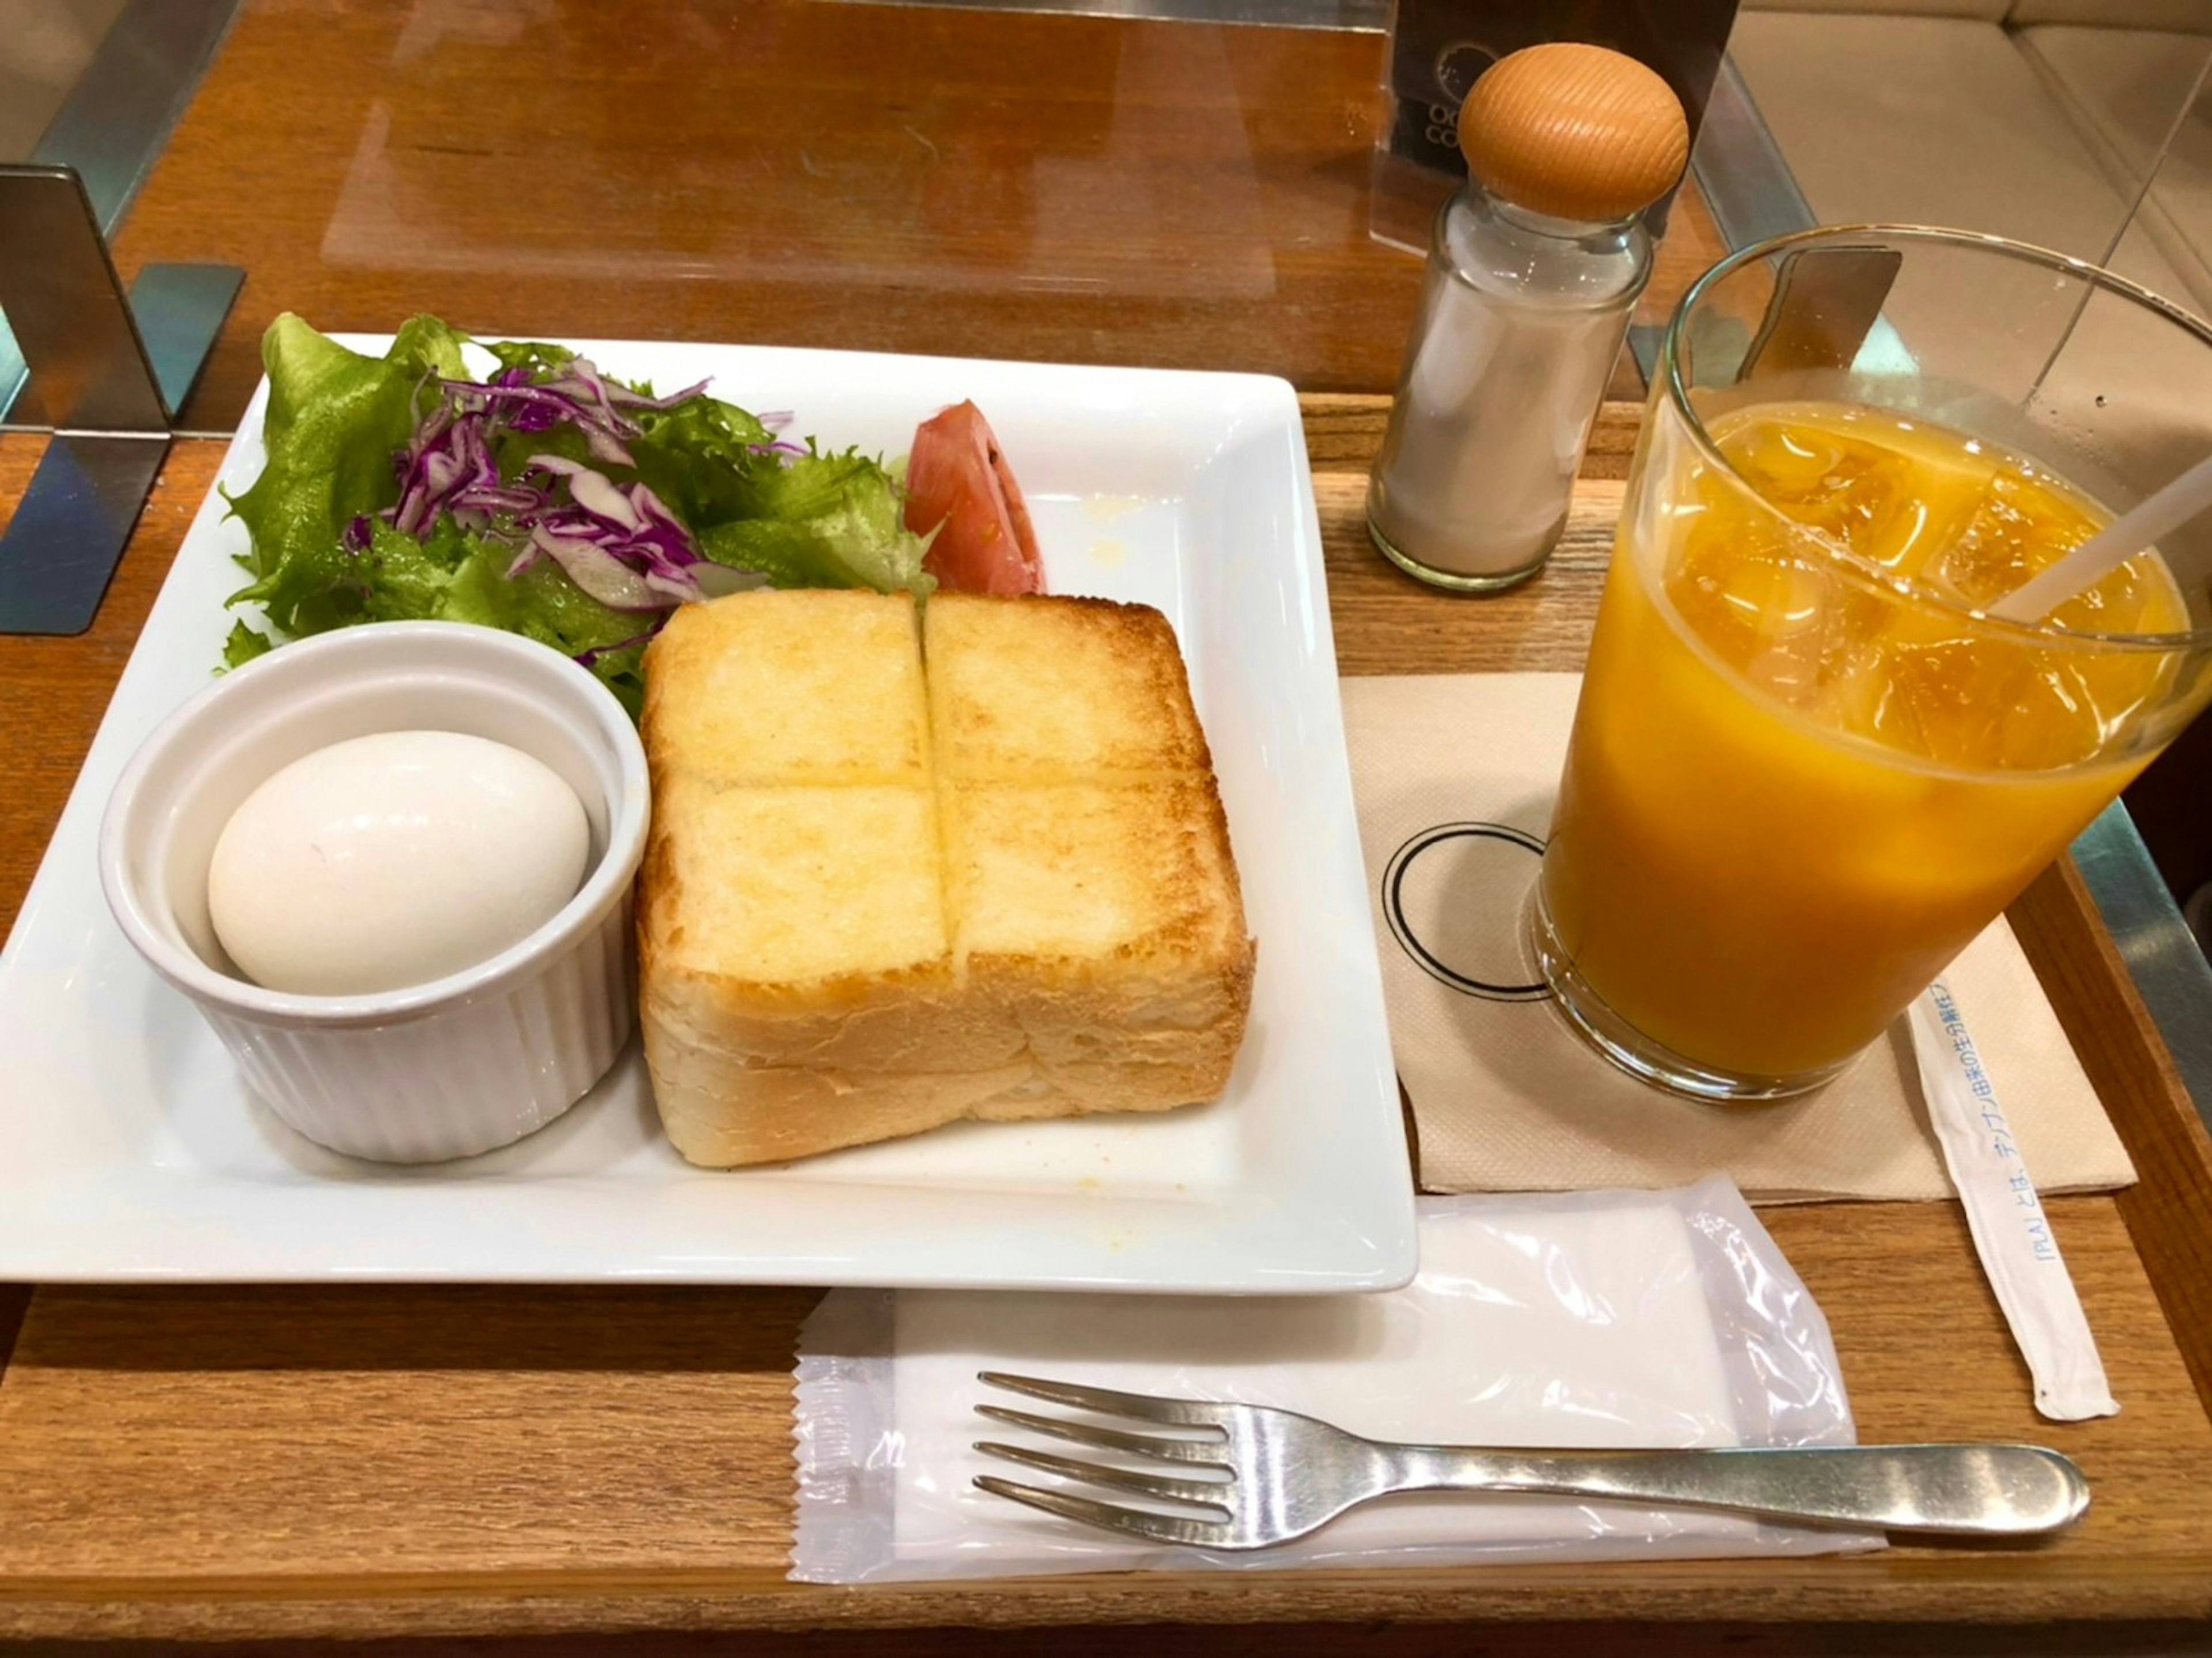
[1927,982,2056,1265]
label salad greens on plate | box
[223,314,934,715]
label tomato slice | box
[904,401,1046,595]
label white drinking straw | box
[1990,453,2212,624]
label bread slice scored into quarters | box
[638,587,1257,1167]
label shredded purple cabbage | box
[574,625,663,669]
[365,357,726,660]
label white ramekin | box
[99,622,649,1163]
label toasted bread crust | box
[639,590,1255,1167]
[645,1033,1227,1167]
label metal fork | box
[971,1372,2089,1549]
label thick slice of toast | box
[638,588,1255,1167]
[638,597,1010,1084]
[925,594,1210,780]
[638,773,1016,1082]
[641,587,931,787]
[645,776,948,990]
[944,779,1251,1038]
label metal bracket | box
[2074,802,2212,1128]
[0,164,240,635]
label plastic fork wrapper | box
[789,1175,1881,1580]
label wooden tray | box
[2,405,2210,1651]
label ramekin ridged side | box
[199,887,637,1163]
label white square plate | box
[0,338,1414,1292]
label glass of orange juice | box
[1532,225,2212,1101]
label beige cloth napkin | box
[1343,673,2137,1203]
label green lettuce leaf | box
[222,618,276,669]
[224,314,468,610]
[367,520,653,715]
[219,314,927,718]
[482,337,577,377]
[695,445,933,594]
[438,533,654,718]
[626,396,774,528]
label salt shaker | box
[1366,44,1689,592]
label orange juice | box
[1538,399,2196,1088]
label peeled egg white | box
[208,730,591,996]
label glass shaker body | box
[1366,187,1653,591]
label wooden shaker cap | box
[1457,43,1689,222]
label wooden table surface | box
[6,0,2212,1651]
[115,0,1714,435]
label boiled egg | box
[208,730,590,996]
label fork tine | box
[973,1440,1234,1511]
[974,1476,1233,1549]
[978,1371,1233,1426]
[974,1403,1228,1465]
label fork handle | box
[1379,1443,2088,1535]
